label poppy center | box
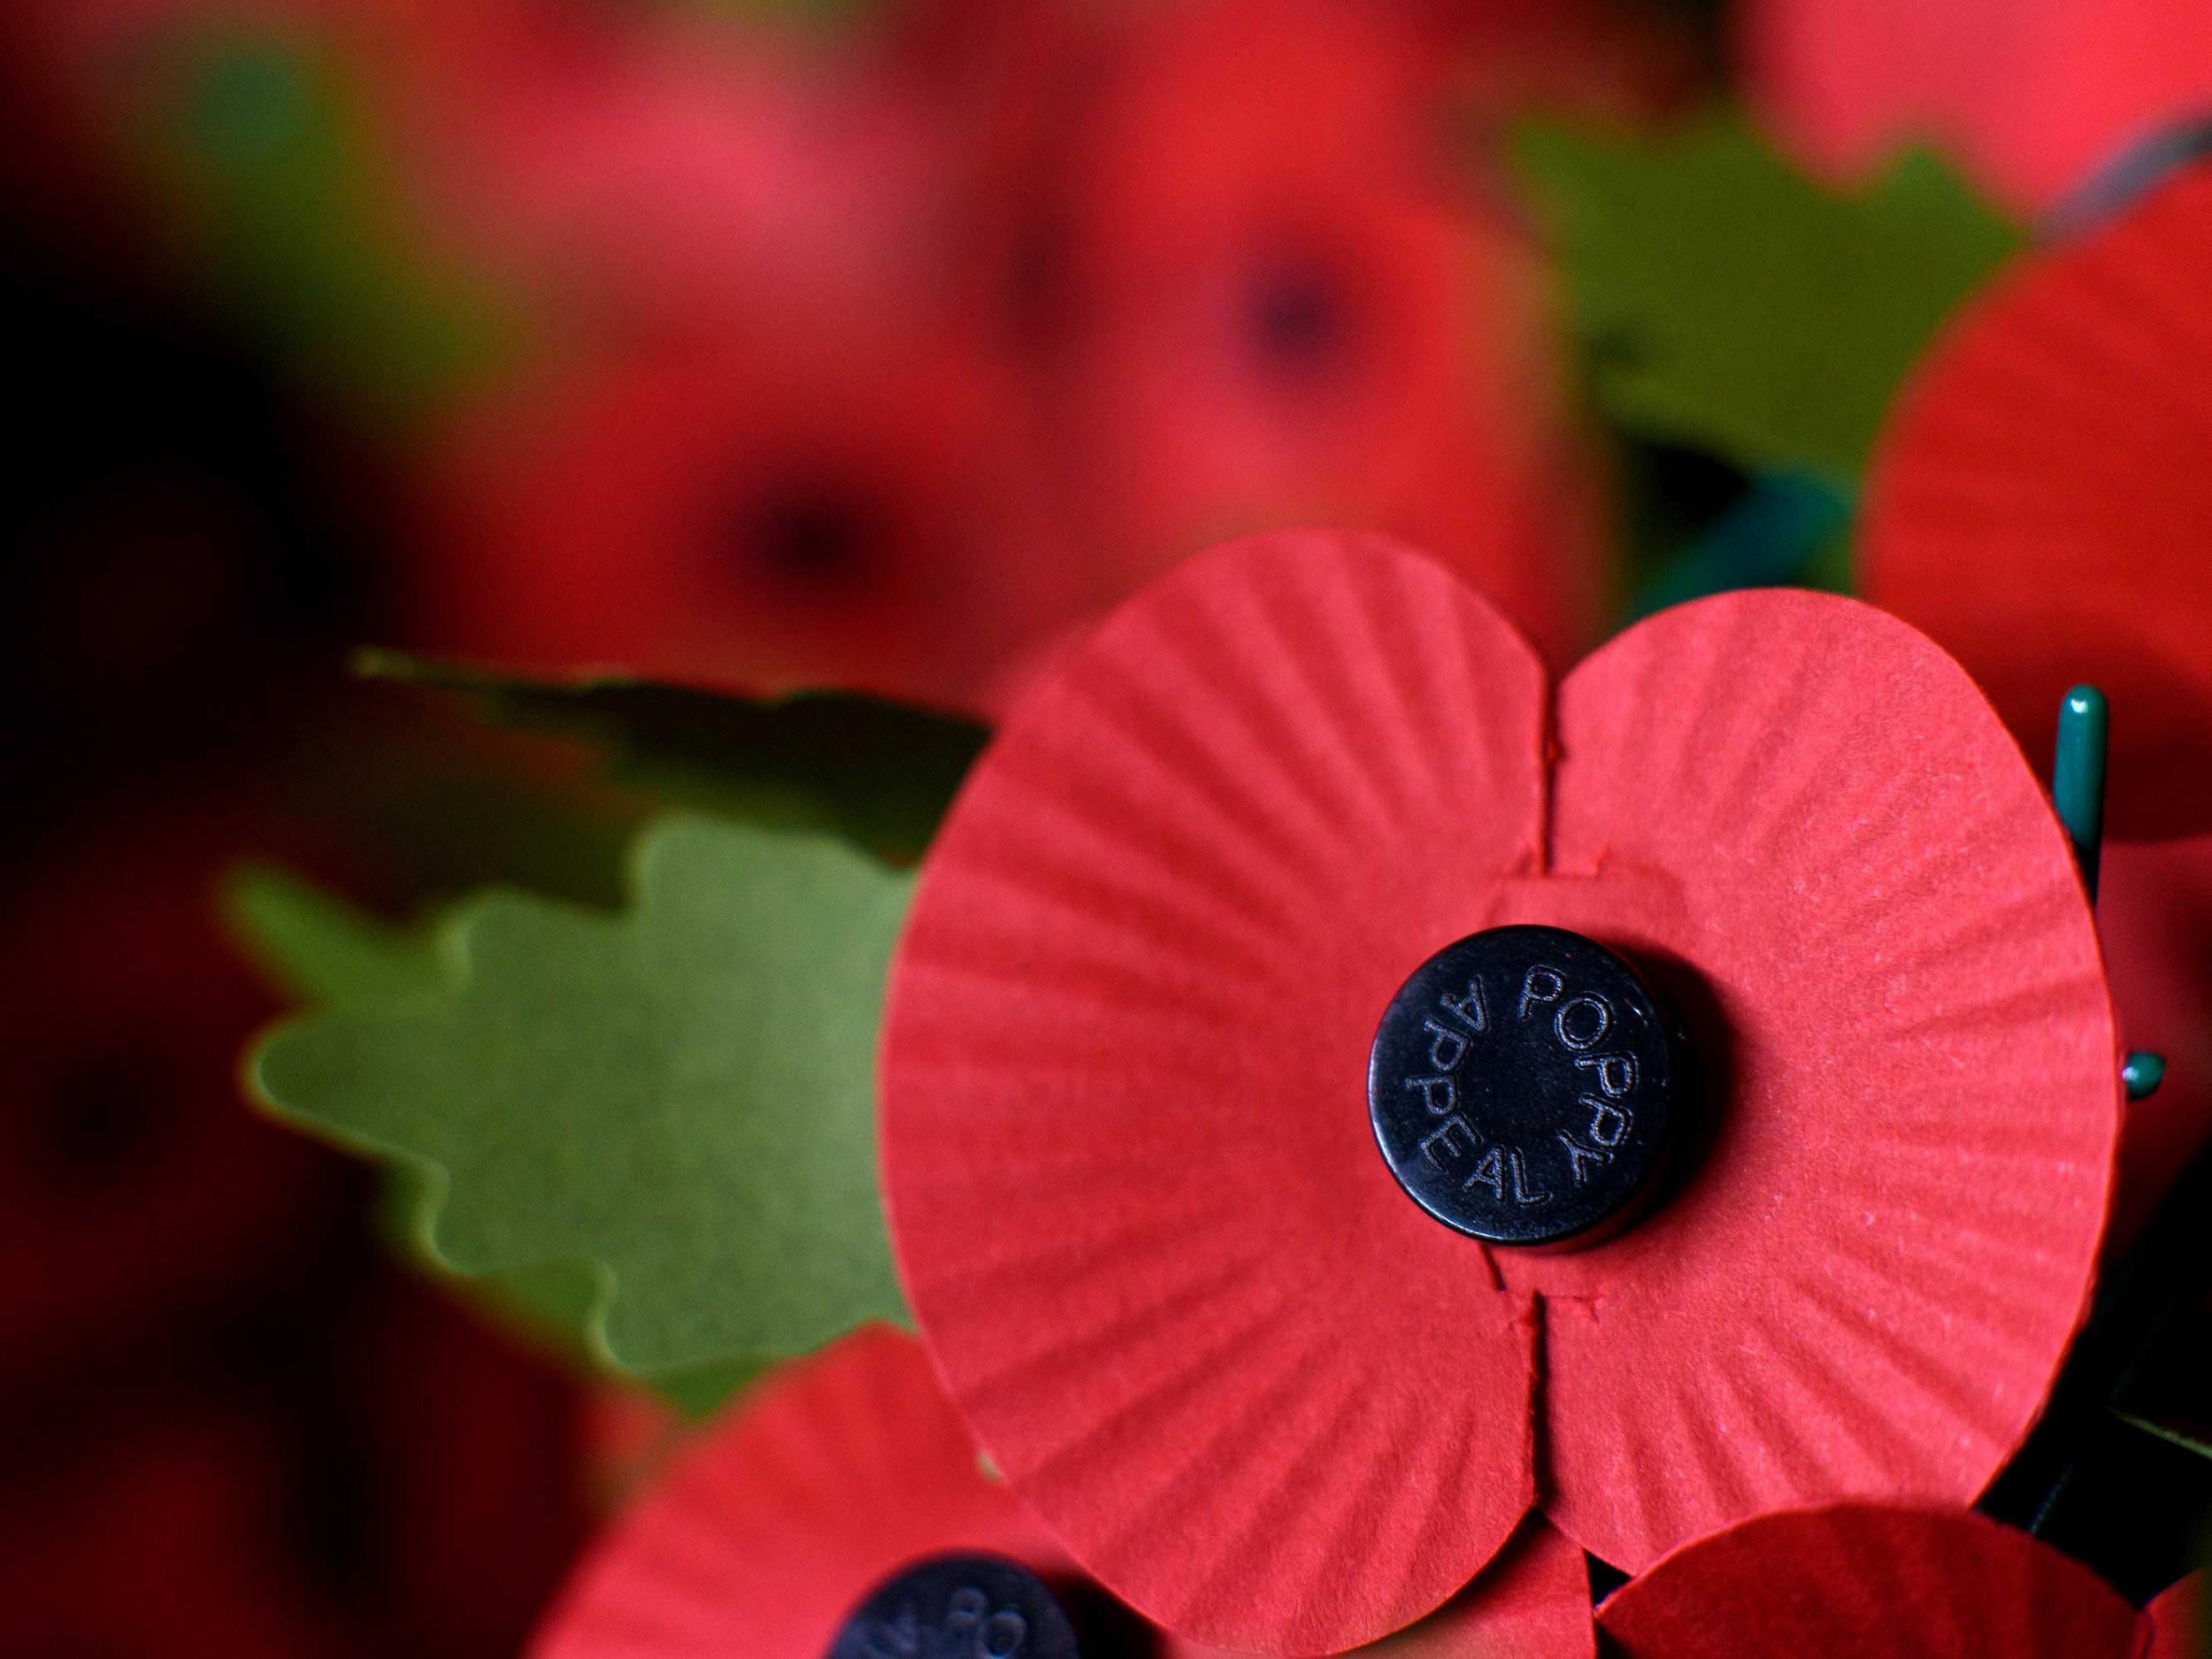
[735,479,879,588]
[827,1554,1079,1659]
[1367,925,1679,1248]
[1243,254,1351,380]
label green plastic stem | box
[2053,686,2108,902]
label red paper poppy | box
[1597,1502,2202,1656]
[529,1322,1591,1659]
[879,532,2118,1653]
[411,325,1080,714]
[1861,165,2212,841]
[528,1325,1080,1659]
[1738,0,2212,210]
[1861,168,2212,1252]
[1028,0,1606,672]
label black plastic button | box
[828,1554,1080,1659]
[1368,925,1679,1248]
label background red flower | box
[1739,0,2212,210]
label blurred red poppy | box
[411,322,1078,713]
[1025,0,1608,671]
[0,807,342,1378]
[419,12,967,349]
[1862,166,2212,841]
[1598,1503,2201,1657]
[881,534,2116,1652]
[1862,165,2212,1253]
[528,1321,1593,1658]
[1739,0,2212,210]
[0,1403,332,1657]
[338,1270,588,1659]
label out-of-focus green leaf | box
[1514,113,2024,480]
[356,651,989,862]
[245,817,913,1386]
[155,30,525,410]
[224,865,440,1007]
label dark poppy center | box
[1367,925,1680,1248]
[827,1554,1079,1659]
[1242,254,1352,379]
[39,1046,168,1187]
[734,479,880,588]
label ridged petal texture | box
[521,1320,1544,1659]
[1510,586,2116,1571]
[886,533,1549,1652]
[1862,166,2212,839]
[880,533,2116,1651]
[1598,1504,2142,1657]
[529,1326,1078,1659]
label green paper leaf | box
[357,652,988,862]
[1513,113,2025,480]
[245,816,914,1382]
[222,866,626,1379]
[223,865,440,1007]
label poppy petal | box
[530,1326,1072,1659]
[1034,0,1607,671]
[2145,1571,2208,1658]
[1368,1518,1594,1659]
[1596,1504,2140,1656]
[1862,167,2212,839]
[1740,0,2212,210]
[882,535,2115,1643]
[883,533,1549,1653]
[1514,589,2116,1571]
[2100,837,2212,1253]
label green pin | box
[2051,687,2165,1101]
[2052,685,2108,902]
[2124,1052,2167,1102]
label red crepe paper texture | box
[528,1325,1082,1659]
[1028,0,1608,674]
[1862,167,2212,843]
[528,1322,1588,1659]
[879,532,2119,1654]
[531,1325,1217,1659]
[1738,0,2212,210]
[1598,1503,2204,1657]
